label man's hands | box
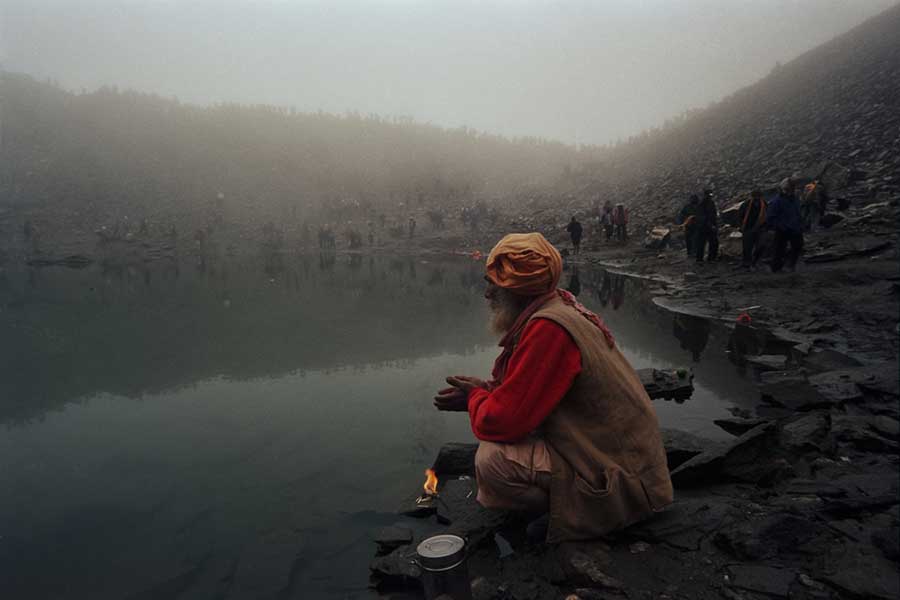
[433,375,488,411]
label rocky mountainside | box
[2,5,898,257]
[564,3,900,225]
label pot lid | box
[416,534,466,571]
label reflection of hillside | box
[580,269,758,405]
[0,255,492,423]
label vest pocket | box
[574,469,610,496]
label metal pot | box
[416,534,472,600]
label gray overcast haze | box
[2,0,896,144]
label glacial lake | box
[0,253,761,599]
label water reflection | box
[672,314,711,363]
[565,265,581,296]
[726,323,797,376]
[0,255,489,425]
[1,255,766,600]
[580,268,760,436]
[319,251,336,271]
[591,270,627,310]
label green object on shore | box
[676,369,688,378]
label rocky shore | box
[365,194,898,599]
[370,337,898,600]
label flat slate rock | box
[803,240,892,263]
[713,417,770,437]
[867,415,900,438]
[440,479,511,548]
[832,415,900,452]
[370,544,421,589]
[802,349,863,372]
[779,412,832,453]
[726,564,796,598]
[786,479,850,498]
[745,354,788,370]
[625,496,739,551]
[372,526,414,554]
[660,428,723,469]
[397,489,438,518]
[562,551,624,590]
[810,365,899,398]
[374,477,511,590]
[808,374,864,404]
[431,442,478,477]
[758,371,835,410]
[715,513,828,561]
[434,477,480,524]
[822,544,900,600]
[819,473,900,516]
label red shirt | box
[467,318,582,442]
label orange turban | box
[485,232,563,296]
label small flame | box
[423,468,438,496]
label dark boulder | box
[431,443,478,477]
[670,422,784,486]
[802,349,862,372]
[372,526,413,555]
[660,428,723,470]
[831,415,900,452]
[779,412,833,454]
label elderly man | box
[434,233,673,543]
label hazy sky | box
[2,0,896,144]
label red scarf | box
[489,289,615,387]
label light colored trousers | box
[475,439,552,514]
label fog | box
[3,0,895,144]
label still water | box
[1,254,759,599]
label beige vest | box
[531,296,673,542]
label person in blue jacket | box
[767,178,804,272]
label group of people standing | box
[677,190,720,264]
[677,178,809,272]
[598,201,629,243]
[565,201,630,256]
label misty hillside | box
[0,73,576,237]
[1,4,898,245]
[571,3,900,220]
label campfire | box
[417,468,439,504]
